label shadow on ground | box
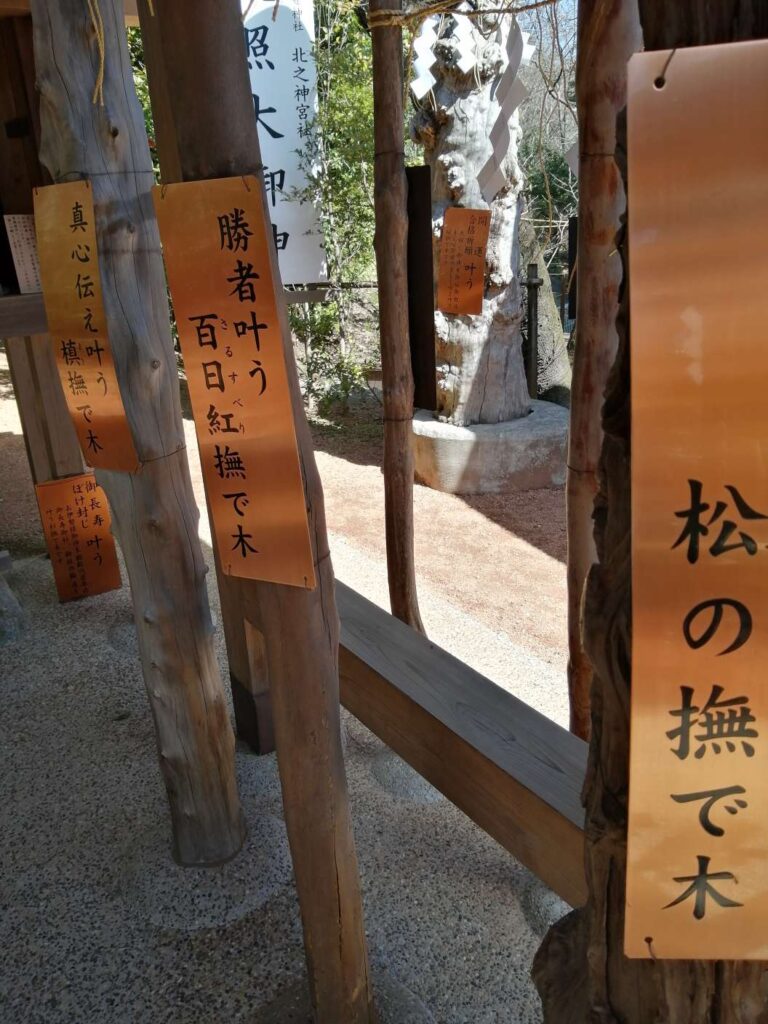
[0,431,46,556]
[311,410,566,564]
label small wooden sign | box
[153,176,315,589]
[3,214,41,293]
[627,40,768,960]
[436,207,490,316]
[35,472,121,603]
[34,180,139,473]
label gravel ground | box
[0,360,570,1024]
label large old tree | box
[411,2,571,427]
[534,2,768,1020]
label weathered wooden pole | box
[135,13,273,756]
[29,0,245,866]
[369,0,424,633]
[565,0,641,741]
[535,2,768,1018]
[0,16,83,486]
[137,3,375,1020]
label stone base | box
[412,402,568,494]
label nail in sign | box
[627,40,768,960]
[153,176,315,589]
[34,181,139,472]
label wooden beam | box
[337,582,588,908]
[5,334,82,482]
[0,292,46,335]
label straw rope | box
[86,0,106,105]
[367,0,557,31]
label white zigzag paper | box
[477,19,535,204]
[411,15,439,100]
[452,3,477,75]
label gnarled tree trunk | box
[534,2,768,1019]
[30,0,245,866]
[412,5,530,426]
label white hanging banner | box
[242,0,327,284]
[477,18,534,204]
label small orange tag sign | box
[153,176,315,589]
[35,473,121,603]
[34,180,139,472]
[436,207,490,316]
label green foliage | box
[126,28,159,179]
[291,2,378,409]
[303,1,376,283]
[519,139,575,225]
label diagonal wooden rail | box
[337,582,587,907]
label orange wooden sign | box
[627,40,768,960]
[153,176,315,588]
[35,473,121,603]
[34,181,139,472]
[436,207,490,316]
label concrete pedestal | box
[412,401,568,494]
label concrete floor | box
[0,365,570,1023]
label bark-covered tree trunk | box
[534,2,768,1019]
[565,0,640,742]
[29,0,245,867]
[412,5,530,426]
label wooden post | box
[137,3,375,1020]
[564,0,641,740]
[29,0,245,867]
[369,0,424,633]
[0,16,82,485]
[136,15,273,754]
[535,2,768,1018]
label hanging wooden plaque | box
[436,207,490,316]
[627,40,768,960]
[33,181,139,472]
[35,472,121,603]
[153,176,315,588]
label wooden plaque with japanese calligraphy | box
[35,473,121,603]
[627,40,768,960]
[435,207,490,316]
[153,176,315,588]
[33,181,139,472]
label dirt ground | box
[0,360,569,725]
